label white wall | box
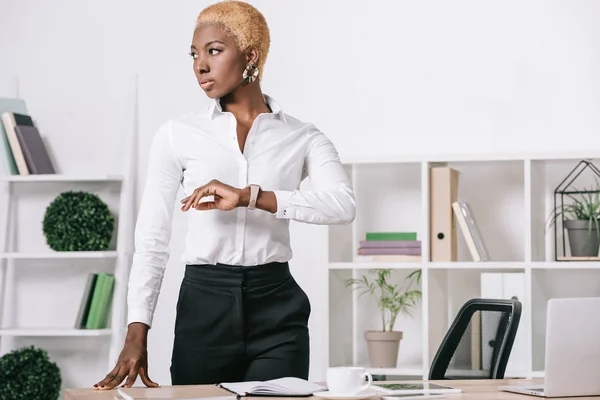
[1,0,600,390]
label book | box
[452,201,489,261]
[0,110,31,175]
[356,255,422,262]
[85,273,115,329]
[218,377,326,397]
[14,124,55,174]
[74,273,98,329]
[0,99,28,175]
[359,240,421,248]
[94,273,115,329]
[365,232,417,241]
[358,247,421,256]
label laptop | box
[501,297,600,397]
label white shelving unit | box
[0,78,138,380]
[326,151,600,381]
[0,174,135,372]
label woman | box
[94,0,355,390]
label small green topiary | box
[42,190,115,251]
[0,346,62,400]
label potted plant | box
[547,181,600,258]
[0,345,62,400]
[345,268,422,368]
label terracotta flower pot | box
[364,330,404,368]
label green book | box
[85,273,107,329]
[365,232,417,241]
[74,273,98,329]
[0,98,27,175]
[94,274,115,329]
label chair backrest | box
[428,298,522,380]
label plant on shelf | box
[547,178,600,259]
[42,190,115,251]
[345,268,422,368]
[0,345,61,400]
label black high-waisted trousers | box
[170,261,311,385]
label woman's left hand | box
[181,179,248,211]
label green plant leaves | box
[547,179,600,244]
[42,191,115,251]
[345,269,422,332]
[0,346,61,400]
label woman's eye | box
[208,48,221,55]
[188,51,197,59]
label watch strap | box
[248,184,260,210]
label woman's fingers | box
[192,185,216,209]
[181,182,224,211]
[121,364,139,388]
[94,363,121,389]
[195,201,217,210]
[96,364,129,390]
[139,365,160,388]
[181,187,202,211]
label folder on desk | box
[429,166,460,261]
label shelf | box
[0,251,118,260]
[330,261,600,270]
[330,261,523,270]
[0,174,124,183]
[0,328,112,337]
[340,150,600,165]
[530,261,600,269]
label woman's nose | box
[195,57,209,75]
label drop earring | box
[243,64,259,82]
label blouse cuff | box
[273,190,293,219]
[127,307,154,329]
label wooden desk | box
[64,379,600,400]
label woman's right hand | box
[94,323,159,390]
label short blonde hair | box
[196,0,270,78]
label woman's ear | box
[246,47,260,66]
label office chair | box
[428,298,522,380]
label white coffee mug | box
[326,367,373,395]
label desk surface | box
[63,379,600,400]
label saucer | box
[314,390,377,400]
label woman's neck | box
[219,82,271,121]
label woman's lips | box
[200,80,214,89]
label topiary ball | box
[42,190,115,251]
[0,346,61,400]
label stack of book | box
[357,232,422,262]
[0,98,56,175]
[74,272,116,330]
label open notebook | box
[218,377,327,397]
